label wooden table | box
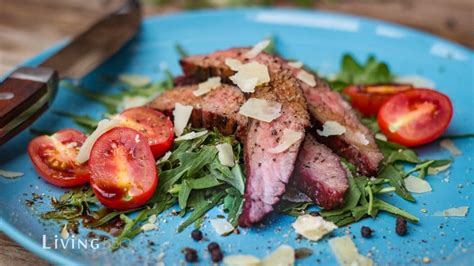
[1,0,472,265]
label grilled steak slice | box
[300,76,383,176]
[149,83,347,211]
[182,48,383,176]
[293,134,348,209]
[180,49,310,227]
[147,84,248,140]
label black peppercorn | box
[185,252,198,263]
[396,217,408,236]
[208,242,220,252]
[361,226,373,238]
[211,249,223,262]
[191,229,203,241]
[184,248,198,263]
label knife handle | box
[0,67,58,145]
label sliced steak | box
[180,49,310,227]
[147,84,248,140]
[149,83,347,212]
[293,134,348,209]
[300,76,383,176]
[181,48,383,176]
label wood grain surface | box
[0,0,472,265]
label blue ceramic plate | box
[1,8,473,266]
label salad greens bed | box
[39,39,450,250]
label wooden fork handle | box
[0,67,58,144]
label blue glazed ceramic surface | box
[0,8,473,266]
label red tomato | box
[89,127,157,210]
[119,107,174,158]
[28,128,89,187]
[377,88,453,147]
[343,84,413,116]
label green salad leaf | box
[326,54,393,92]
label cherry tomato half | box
[377,88,453,147]
[28,128,89,187]
[343,84,413,117]
[89,127,157,210]
[119,107,174,158]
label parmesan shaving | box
[375,133,388,141]
[223,255,261,266]
[232,76,258,93]
[440,139,462,156]
[329,236,374,266]
[141,223,158,231]
[428,163,451,175]
[225,58,243,71]
[434,206,469,217]
[61,224,69,240]
[0,169,24,179]
[173,103,193,137]
[262,245,295,266]
[76,118,121,163]
[405,175,432,193]
[118,74,151,87]
[353,131,369,145]
[288,61,303,69]
[292,214,337,241]
[296,70,316,87]
[210,218,234,235]
[157,151,172,164]
[317,121,346,137]
[229,62,270,93]
[245,39,271,59]
[174,130,208,141]
[239,98,282,122]
[216,143,235,167]
[269,129,303,153]
[193,77,221,96]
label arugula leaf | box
[175,43,189,58]
[54,111,99,133]
[327,53,393,92]
[263,35,278,55]
[376,139,420,164]
[373,199,419,223]
[379,165,416,202]
[409,159,451,179]
[111,211,146,250]
[276,201,313,217]
[177,191,226,232]
[188,175,222,189]
[63,82,122,113]
[178,180,192,209]
[210,160,245,194]
[63,73,171,116]
[224,188,244,226]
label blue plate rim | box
[0,7,472,265]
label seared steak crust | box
[181,48,310,227]
[293,134,348,209]
[301,76,383,176]
[182,48,383,176]
[149,82,348,215]
[147,84,248,139]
